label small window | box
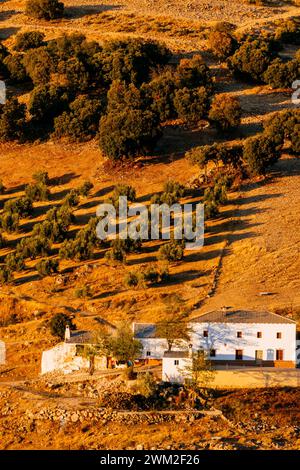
[237,331,242,338]
[277,332,282,339]
[235,350,243,360]
[174,360,179,366]
[257,332,262,338]
[146,351,151,357]
[209,349,216,358]
[276,350,284,361]
[203,330,208,338]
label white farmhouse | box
[0,340,5,365]
[41,327,107,374]
[162,351,192,383]
[190,309,296,368]
[134,309,297,368]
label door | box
[255,350,263,363]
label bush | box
[3,196,33,218]
[99,108,161,159]
[108,184,136,208]
[208,30,238,60]
[145,69,178,122]
[25,0,64,20]
[243,135,281,175]
[25,182,50,201]
[14,31,45,51]
[0,266,13,284]
[23,47,52,85]
[173,86,209,123]
[291,124,300,154]
[105,239,126,263]
[157,239,184,262]
[75,285,93,298]
[228,38,276,82]
[0,212,19,233]
[101,38,171,86]
[59,218,100,261]
[4,54,29,83]
[263,58,299,89]
[36,258,59,277]
[274,20,300,45]
[53,95,103,142]
[5,252,25,272]
[62,189,80,207]
[107,80,144,113]
[78,180,93,197]
[28,84,71,122]
[50,313,75,340]
[0,232,5,248]
[0,98,26,142]
[208,94,242,131]
[151,180,185,206]
[33,171,50,185]
[175,55,212,91]
[16,235,51,260]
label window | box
[146,351,151,357]
[174,360,179,366]
[276,350,284,361]
[257,332,262,338]
[203,330,208,338]
[237,331,242,338]
[277,332,282,339]
[235,350,243,360]
[255,350,263,361]
[209,349,216,358]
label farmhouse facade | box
[134,309,297,368]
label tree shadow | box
[64,4,122,19]
[0,26,19,40]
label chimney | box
[65,325,71,342]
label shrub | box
[204,200,219,219]
[25,182,50,201]
[25,0,64,20]
[124,271,141,288]
[175,55,212,92]
[28,84,71,121]
[208,94,242,131]
[23,47,52,85]
[0,232,5,248]
[151,180,185,205]
[5,252,25,272]
[290,124,300,154]
[99,108,161,159]
[208,30,238,60]
[16,235,51,260]
[62,189,80,207]
[59,218,100,261]
[274,20,300,45]
[228,38,276,82]
[53,95,103,142]
[157,239,184,262]
[263,59,299,89]
[0,98,26,142]
[14,31,45,51]
[33,171,49,185]
[50,313,75,340]
[101,38,171,86]
[107,80,144,113]
[4,54,28,83]
[108,184,136,209]
[0,266,13,284]
[78,180,93,197]
[75,285,93,298]
[145,69,178,122]
[243,135,281,175]
[173,86,209,123]
[3,196,33,218]
[36,258,59,277]
[0,212,19,233]
[105,239,127,263]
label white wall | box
[138,338,187,359]
[0,340,5,365]
[190,322,296,363]
[162,357,192,383]
[41,343,89,374]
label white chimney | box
[65,325,71,342]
